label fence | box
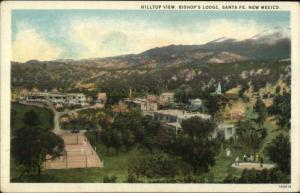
[60,133,87,145]
[45,133,102,169]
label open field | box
[11,102,54,131]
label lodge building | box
[23,92,87,106]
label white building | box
[153,109,211,133]
[124,98,158,112]
[24,92,87,106]
[216,82,222,95]
[159,92,175,104]
[153,109,235,140]
[214,123,236,140]
[189,98,204,111]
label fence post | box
[66,151,68,168]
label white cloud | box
[202,19,265,41]
[12,18,268,61]
[12,23,62,62]
[68,18,266,59]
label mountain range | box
[21,27,290,69]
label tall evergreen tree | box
[254,98,268,128]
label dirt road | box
[19,101,93,134]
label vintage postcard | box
[1,1,300,192]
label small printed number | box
[279,185,291,188]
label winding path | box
[19,101,94,134]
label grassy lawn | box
[11,126,284,183]
[11,102,54,131]
[11,143,244,183]
[261,117,289,150]
[260,117,289,163]
[11,146,140,183]
[204,146,243,182]
[10,103,288,183]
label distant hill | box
[11,26,291,101]
[12,26,290,69]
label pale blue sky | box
[12,10,290,62]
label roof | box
[28,92,85,96]
[189,98,202,103]
[160,92,174,96]
[155,109,210,119]
[218,123,235,129]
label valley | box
[10,26,291,183]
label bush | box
[239,169,289,183]
[127,172,138,183]
[266,134,290,174]
[103,175,117,183]
[223,168,290,183]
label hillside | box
[12,26,290,69]
[11,27,291,103]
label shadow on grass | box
[11,174,58,183]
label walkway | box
[19,101,93,134]
[18,101,103,169]
[232,162,275,171]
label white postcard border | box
[1,1,300,192]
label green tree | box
[23,110,41,127]
[128,153,178,182]
[11,111,64,179]
[100,128,113,152]
[111,129,122,154]
[205,94,227,120]
[11,109,17,133]
[266,134,290,174]
[275,85,281,94]
[174,88,191,104]
[270,92,291,130]
[96,112,112,130]
[141,116,162,152]
[103,175,117,183]
[254,98,268,128]
[245,105,258,121]
[176,117,219,174]
[224,168,289,183]
[236,119,267,154]
[111,109,143,149]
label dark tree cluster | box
[266,134,290,174]
[99,110,162,153]
[269,91,291,130]
[12,60,290,108]
[173,117,220,174]
[11,110,64,179]
[235,98,268,153]
[223,168,289,183]
[87,109,220,180]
